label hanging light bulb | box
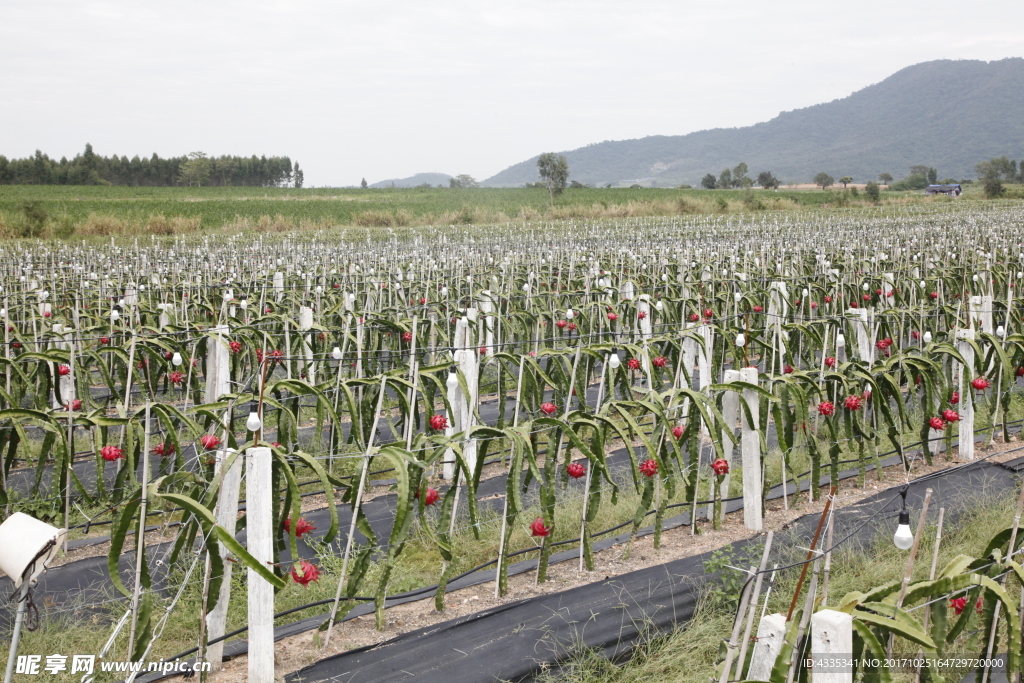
[446,367,459,390]
[997,325,1005,337]
[734,292,742,302]
[608,349,621,369]
[893,489,914,550]
[332,347,342,360]
[862,283,869,291]
[565,308,573,318]
[239,298,248,310]
[110,309,120,321]
[246,411,263,432]
[735,333,746,347]
[836,334,846,348]
[522,283,531,292]
[655,301,664,311]
[923,331,932,343]
[171,352,183,366]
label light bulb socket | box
[898,509,910,526]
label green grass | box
[0,185,967,238]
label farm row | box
[2,203,1024,678]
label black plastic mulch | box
[283,457,1023,683]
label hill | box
[369,172,451,189]
[483,58,1024,187]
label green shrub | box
[864,181,881,202]
[19,200,48,238]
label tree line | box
[700,163,780,190]
[0,144,300,187]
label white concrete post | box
[969,295,994,334]
[156,303,172,330]
[478,291,495,354]
[245,446,274,683]
[767,281,789,358]
[637,295,652,340]
[956,329,976,461]
[273,271,284,301]
[204,325,231,405]
[458,310,479,474]
[299,305,316,384]
[444,318,469,480]
[810,609,853,683]
[206,448,241,669]
[681,323,696,390]
[740,366,762,530]
[879,272,894,311]
[747,613,786,681]
[848,308,872,363]
[719,369,740,525]
[696,323,713,392]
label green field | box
[0,183,1015,238]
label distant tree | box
[701,174,717,190]
[718,168,732,190]
[838,176,853,188]
[293,162,304,188]
[415,182,432,189]
[569,180,587,188]
[732,163,751,188]
[814,172,834,190]
[360,178,368,189]
[537,153,569,201]
[910,165,931,177]
[983,175,1005,198]
[979,162,1006,198]
[927,168,938,185]
[179,151,211,187]
[756,171,779,189]
[864,181,881,202]
[878,172,893,185]
[449,174,479,188]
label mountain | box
[483,58,1024,187]
[369,172,451,188]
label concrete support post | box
[206,448,241,669]
[849,308,872,363]
[811,609,853,683]
[245,446,274,683]
[299,305,316,384]
[719,369,740,525]
[740,366,762,531]
[956,329,976,461]
[969,295,994,334]
[747,613,786,681]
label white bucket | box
[0,512,65,589]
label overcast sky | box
[3,1,1022,187]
